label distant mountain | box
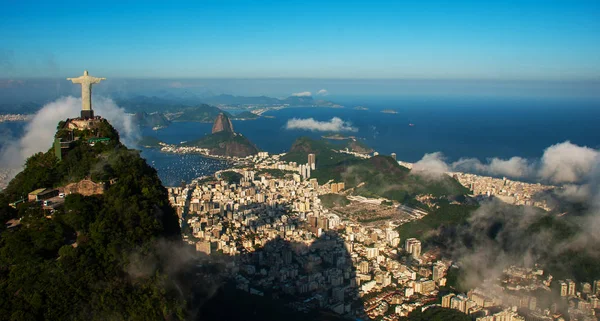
[117,94,339,111]
[0,91,341,116]
[132,112,171,128]
[183,113,259,157]
[169,104,229,122]
[114,95,191,113]
[201,94,281,106]
[201,94,341,108]
[282,137,467,204]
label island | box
[322,133,356,140]
[232,111,259,120]
[381,109,398,114]
[353,106,369,110]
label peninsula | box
[180,113,259,157]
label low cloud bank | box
[291,91,312,97]
[316,89,329,96]
[412,141,599,185]
[285,117,357,132]
[412,152,450,179]
[0,95,138,174]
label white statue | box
[67,70,106,118]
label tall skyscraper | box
[308,153,316,170]
[442,293,455,308]
[405,238,422,259]
[560,281,569,296]
[567,279,576,296]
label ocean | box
[145,96,600,161]
[2,96,600,186]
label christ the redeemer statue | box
[67,70,106,119]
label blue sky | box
[1,0,599,80]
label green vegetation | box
[219,171,243,184]
[4,119,121,201]
[319,194,350,208]
[198,282,347,321]
[132,112,171,127]
[282,137,467,209]
[231,111,259,120]
[526,214,600,282]
[382,200,394,206]
[0,120,184,320]
[431,202,600,285]
[281,137,357,169]
[183,131,259,157]
[256,169,296,179]
[345,140,373,154]
[397,202,478,241]
[137,136,164,148]
[348,156,469,202]
[399,307,471,321]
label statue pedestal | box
[81,110,94,119]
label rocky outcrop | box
[206,133,259,157]
[183,131,259,158]
[182,113,258,157]
[211,113,234,134]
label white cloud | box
[452,156,534,178]
[291,91,312,97]
[411,141,600,185]
[0,96,138,173]
[557,184,592,203]
[285,117,357,132]
[538,141,599,184]
[316,89,329,96]
[412,152,450,179]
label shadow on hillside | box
[172,208,367,320]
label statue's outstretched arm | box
[67,77,83,84]
[91,77,106,84]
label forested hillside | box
[0,120,184,321]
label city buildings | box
[308,153,316,170]
[405,238,421,259]
[163,152,581,321]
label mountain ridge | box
[0,117,185,320]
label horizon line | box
[2,77,600,83]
